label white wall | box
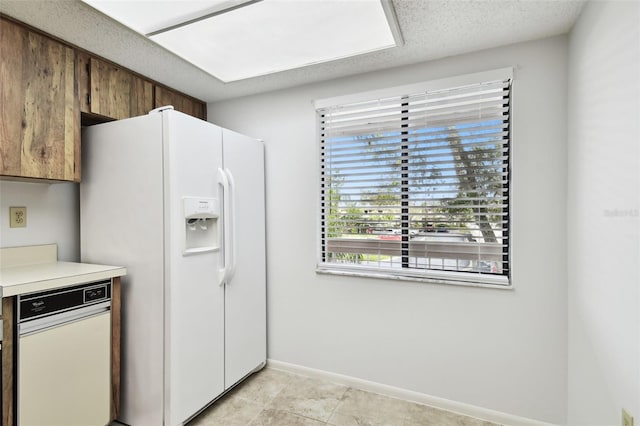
[209,36,569,423]
[0,181,79,261]
[567,1,640,425]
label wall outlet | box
[623,409,634,426]
[9,206,26,228]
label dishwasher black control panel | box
[18,280,112,322]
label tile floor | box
[188,368,501,426]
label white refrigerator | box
[80,108,266,426]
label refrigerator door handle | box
[225,168,237,283]
[218,168,231,286]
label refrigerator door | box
[222,129,267,388]
[164,111,225,425]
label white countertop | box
[0,244,126,297]
[0,261,126,297]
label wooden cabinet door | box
[84,57,153,120]
[155,86,207,120]
[0,18,80,181]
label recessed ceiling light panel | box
[82,0,401,82]
[82,0,252,35]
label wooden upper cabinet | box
[78,53,153,120]
[0,18,80,182]
[0,18,207,182]
[155,86,207,121]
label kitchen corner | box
[0,243,126,426]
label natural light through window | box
[81,0,401,82]
[316,70,513,287]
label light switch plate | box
[10,207,26,228]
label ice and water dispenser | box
[183,197,219,254]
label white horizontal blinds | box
[319,78,511,278]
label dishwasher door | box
[17,281,112,426]
[19,311,111,426]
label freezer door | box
[165,111,225,425]
[81,113,166,426]
[222,129,267,388]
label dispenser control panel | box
[184,198,217,218]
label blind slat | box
[319,80,510,116]
[323,128,509,152]
[323,99,509,130]
[324,109,510,139]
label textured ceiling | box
[0,0,585,102]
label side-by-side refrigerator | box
[80,107,266,426]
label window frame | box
[315,68,513,288]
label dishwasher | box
[17,280,112,426]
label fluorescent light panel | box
[82,0,251,35]
[82,0,399,82]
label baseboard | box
[267,359,556,426]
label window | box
[317,70,512,286]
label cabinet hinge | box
[86,94,91,105]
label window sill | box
[316,265,512,289]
